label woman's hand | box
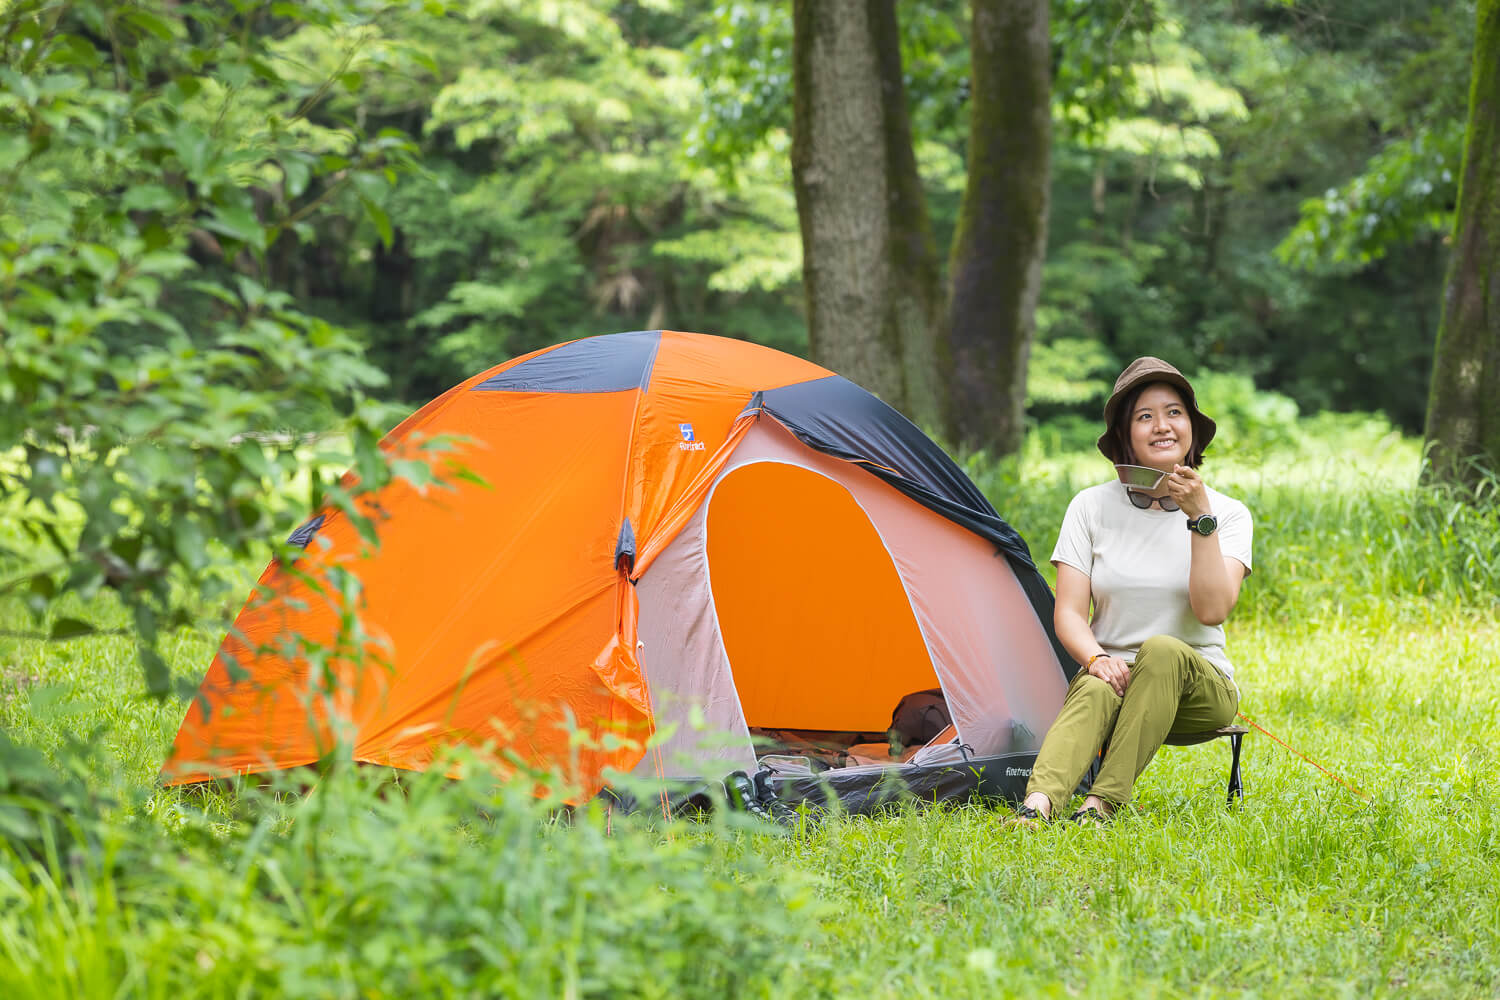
[1164,465,1249,624]
[1086,654,1131,697]
[1164,464,1211,520]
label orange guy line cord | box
[1236,710,1372,802]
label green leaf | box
[204,203,267,251]
[236,439,274,480]
[282,155,312,198]
[24,574,56,618]
[77,244,120,282]
[122,184,180,213]
[140,647,171,697]
[49,618,96,641]
[121,9,177,43]
[248,57,283,83]
[0,133,29,171]
[361,196,394,249]
[171,75,202,101]
[133,603,158,645]
[173,516,207,571]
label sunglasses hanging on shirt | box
[1124,487,1180,512]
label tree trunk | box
[1423,0,1500,491]
[941,0,1051,455]
[791,0,900,404]
[869,0,946,431]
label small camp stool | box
[1164,725,1248,805]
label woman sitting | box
[1015,357,1253,825]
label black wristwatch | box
[1187,513,1218,536]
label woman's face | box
[1127,383,1193,473]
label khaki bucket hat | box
[1096,357,1217,465]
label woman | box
[1014,357,1253,825]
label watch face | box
[1193,514,1218,536]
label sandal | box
[1069,805,1109,827]
[1003,803,1049,830]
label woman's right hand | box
[1086,655,1131,696]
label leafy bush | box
[0,729,105,868]
[1191,370,1302,456]
[0,763,830,999]
[0,0,447,697]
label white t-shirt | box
[1050,481,1253,681]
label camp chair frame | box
[1164,725,1247,805]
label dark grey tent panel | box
[286,513,326,550]
[474,330,661,393]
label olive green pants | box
[1025,635,1239,815]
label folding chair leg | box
[1226,732,1244,805]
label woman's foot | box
[1080,795,1113,818]
[1068,806,1108,827]
[1004,792,1053,830]
[1070,795,1115,826]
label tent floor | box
[598,751,1040,820]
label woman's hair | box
[1106,381,1206,469]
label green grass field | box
[2,423,1497,998]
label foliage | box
[1052,0,1170,143]
[0,728,104,867]
[40,0,1455,440]
[684,2,793,172]
[1273,2,1473,272]
[276,0,807,402]
[1276,121,1463,271]
[1085,22,1249,187]
[1038,0,1472,435]
[0,1,452,696]
[0,759,829,998]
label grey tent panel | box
[474,330,661,393]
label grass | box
[2,421,1498,997]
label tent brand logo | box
[1005,766,1032,777]
[677,423,705,452]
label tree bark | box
[792,0,900,404]
[941,0,1051,455]
[869,0,946,431]
[1423,0,1500,491]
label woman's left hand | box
[1165,465,1211,520]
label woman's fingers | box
[1105,657,1129,696]
[1087,656,1130,696]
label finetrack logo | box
[677,423,705,451]
[1005,766,1032,777]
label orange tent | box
[164,331,1074,809]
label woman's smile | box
[1129,385,1193,473]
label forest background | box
[6,0,1479,444]
[2,1,1499,996]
